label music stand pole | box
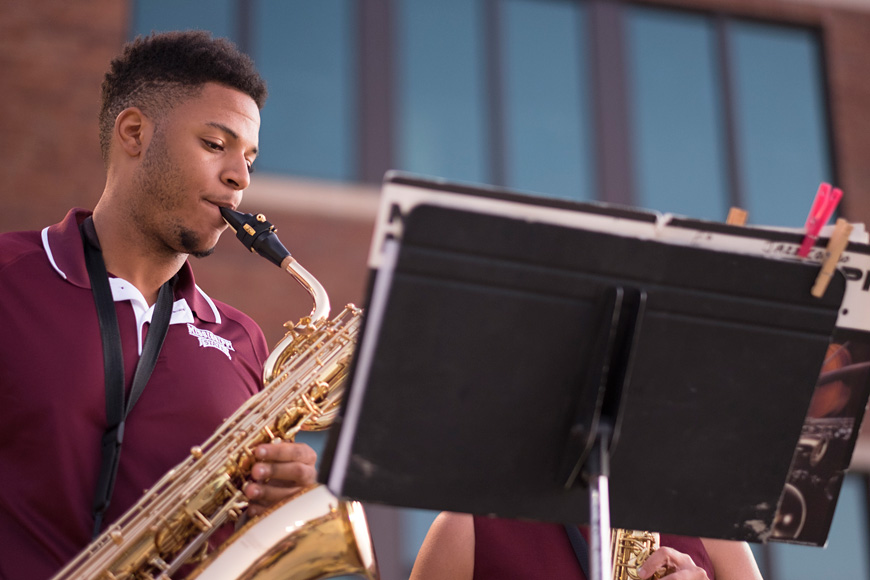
[588,424,613,580]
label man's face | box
[130,82,260,258]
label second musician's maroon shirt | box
[473,515,716,580]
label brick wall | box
[0,0,128,231]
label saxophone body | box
[50,209,378,580]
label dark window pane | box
[132,0,235,40]
[730,21,832,227]
[502,0,594,201]
[395,0,489,184]
[626,7,729,220]
[252,0,357,180]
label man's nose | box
[222,157,251,190]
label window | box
[730,19,833,226]
[626,6,730,220]
[625,8,833,225]
[394,0,490,184]
[132,1,834,224]
[502,0,595,200]
[252,0,358,180]
[394,0,596,200]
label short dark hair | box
[99,30,267,161]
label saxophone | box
[50,209,378,580]
[611,529,662,580]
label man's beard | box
[133,131,216,258]
[182,230,215,258]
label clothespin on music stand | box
[811,218,853,298]
[798,183,843,258]
[726,207,748,226]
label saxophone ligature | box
[50,208,378,580]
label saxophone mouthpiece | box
[220,207,291,269]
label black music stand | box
[320,186,847,579]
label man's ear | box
[114,107,153,159]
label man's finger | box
[254,442,317,465]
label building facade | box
[3,0,870,578]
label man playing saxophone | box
[0,31,317,579]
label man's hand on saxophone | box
[243,442,319,517]
[636,545,706,579]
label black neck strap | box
[80,217,176,538]
[565,524,591,579]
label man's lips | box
[206,198,238,211]
[204,199,238,228]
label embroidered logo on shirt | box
[187,324,235,360]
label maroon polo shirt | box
[0,209,269,580]
[473,516,716,580]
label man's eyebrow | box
[206,122,259,156]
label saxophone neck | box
[281,255,331,330]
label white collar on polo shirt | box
[108,277,195,356]
[41,224,223,352]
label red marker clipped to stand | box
[798,183,843,258]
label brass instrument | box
[51,209,378,580]
[611,528,661,580]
